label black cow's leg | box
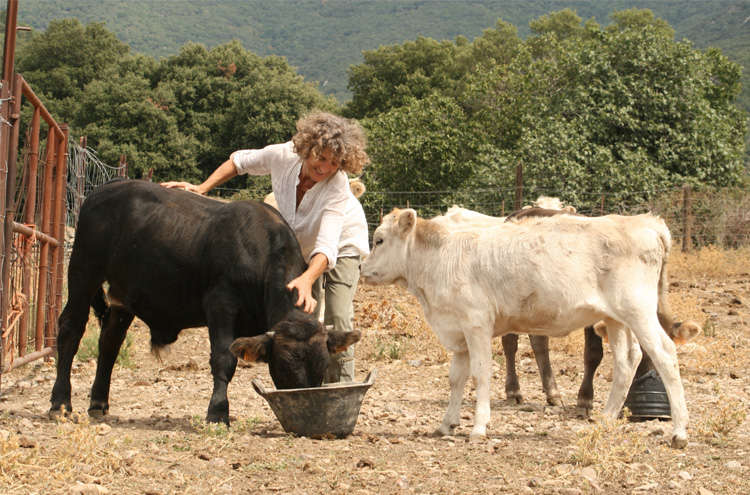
[528,335,562,406]
[576,325,604,416]
[50,267,102,417]
[205,305,239,425]
[50,299,92,416]
[502,334,523,403]
[88,306,134,417]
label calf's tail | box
[656,222,675,333]
[655,221,702,341]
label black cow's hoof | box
[206,412,230,426]
[88,402,109,418]
[49,405,71,420]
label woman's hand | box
[287,274,317,313]
[160,181,203,194]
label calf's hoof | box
[469,431,487,443]
[575,406,593,419]
[670,434,688,449]
[505,392,523,404]
[546,394,562,406]
[434,423,457,437]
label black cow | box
[50,179,359,425]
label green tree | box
[362,94,480,214]
[151,40,337,184]
[465,10,746,207]
[346,21,522,120]
[16,19,130,120]
[72,58,200,180]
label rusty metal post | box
[18,106,41,356]
[682,184,692,253]
[514,162,523,211]
[50,125,68,348]
[0,0,19,390]
[0,73,21,357]
[2,0,18,83]
[0,82,10,380]
[35,130,56,351]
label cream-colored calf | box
[361,208,691,448]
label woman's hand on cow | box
[160,181,204,195]
[287,275,317,314]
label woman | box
[162,111,369,382]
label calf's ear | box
[327,330,362,354]
[396,209,417,237]
[230,334,273,363]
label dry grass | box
[0,413,134,493]
[669,245,750,281]
[695,389,748,446]
[569,411,651,477]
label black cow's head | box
[229,314,360,389]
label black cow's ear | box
[326,330,361,354]
[229,335,272,363]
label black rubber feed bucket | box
[252,369,376,438]
[623,369,671,421]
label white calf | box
[361,208,690,448]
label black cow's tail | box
[91,286,109,327]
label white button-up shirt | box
[232,142,369,270]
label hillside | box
[15,0,750,109]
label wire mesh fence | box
[214,183,750,249]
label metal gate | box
[0,0,68,391]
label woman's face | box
[301,148,339,183]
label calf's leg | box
[466,329,494,440]
[602,323,641,419]
[631,318,689,449]
[88,306,134,417]
[528,335,562,406]
[437,350,470,436]
[501,334,522,404]
[576,325,603,416]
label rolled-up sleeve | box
[308,181,348,270]
[231,143,291,176]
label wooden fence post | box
[682,184,692,253]
[118,154,127,177]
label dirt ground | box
[1,249,749,495]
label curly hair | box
[292,111,369,175]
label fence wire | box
[66,144,126,230]
[216,183,750,249]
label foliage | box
[4,4,747,206]
[15,29,335,183]
[355,9,747,211]
[13,0,750,113]
[362,94,481,216]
